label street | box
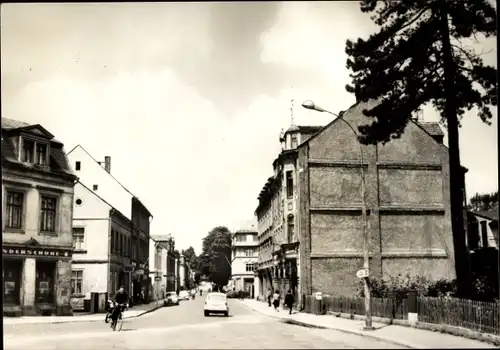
[4,298,405,349]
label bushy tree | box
[201,226,232,286]
[345,0,497,298]
[469,191,499,211]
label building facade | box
[148,237,165,300]
[67,145,153,304]
[231,220,259,296]
[2,118,77,316]
[255,125,322,304]
[298,100,460,297]
[153,235,177,292]
[70,181,134,311]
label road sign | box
[155,276,162,281]
[356,269,369,279]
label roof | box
[298,99,448,150]
[296,125,324,134]
[236,218,258,233]
[2,118,31,130]
[470,209,499,221]
[418,122,444,136]
[1,118,75,178]
[67,145,153,218]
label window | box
[36,143,47,165]
[75,161,81,171]
[236,235,246,242]
[5,191,24,229]
[40,196,57,232]
[291,135,298,148]
[22,139,35,163]
[111,229,116,254]
[71,270,83,295]
[245,263,256,272]
[287,221,295,243]
[481,221,488,248]
[73,227,85,250]
[245,249,253,257]
[286,171,293,198]
[93,184,98,191]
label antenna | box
[290,86,295,126]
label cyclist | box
[110,286,129,327]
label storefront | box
[2,242,73,316]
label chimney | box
[104,156,111,173]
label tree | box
[469,191,499,211]
[201,226,232,286]
[345,0,496,298]
[181,246,200,272]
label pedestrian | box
[266,289,272,307]
[285,289,295,315]
[272,290,280,312]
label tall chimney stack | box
[104,156,111,173]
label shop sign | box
[70,297,85,311]
[2,247,72,258]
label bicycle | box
[106,301,127,332]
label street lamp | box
[302,100,373,331]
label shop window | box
[71,270,84,295]
[3,260,22,305]
[35,261,55,304]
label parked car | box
[179,290,190,301]
[165,291,179,306]
[204,292,229,317]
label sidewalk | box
[240,299,496,349]
[3,299,167,325]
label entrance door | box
[35,261,56,304]
[3,259,22,305]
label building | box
[148,237,165,300]
[67,145,153,304]
[467,210,499,250]
[2,118,77,316]
[298,99,461,297]
[231,220,259,296]
[179,255,188,289]
[255,125,322,303]
[256,99,466,301]
[153,235,177,292]
[70,181,133,311]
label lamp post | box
[302,100,373,330]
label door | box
[35,261,56,304]
[3,259,22,305]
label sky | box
[1,2,497,254]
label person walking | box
[285,289,295,315]
[266,289,272,307]
[272,290,280,312]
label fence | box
[303,294,500,336]
[304,295,408,320]
[417,296,500,335]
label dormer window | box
[36,144,47,165]
[291,135,298,148]
[22,139,35,163]
[20,138,49,166]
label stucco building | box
[255,125,322,303]
[67,145,153,304]
[256,99,464,301]
[2,118,77,316]
[70,181,134,311]
[231,220,258,295]
[298,100,459,296]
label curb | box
[4,301,167,325]
[239,301,417,349]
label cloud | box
[260,1,498,199]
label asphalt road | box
[4,297,404,349]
